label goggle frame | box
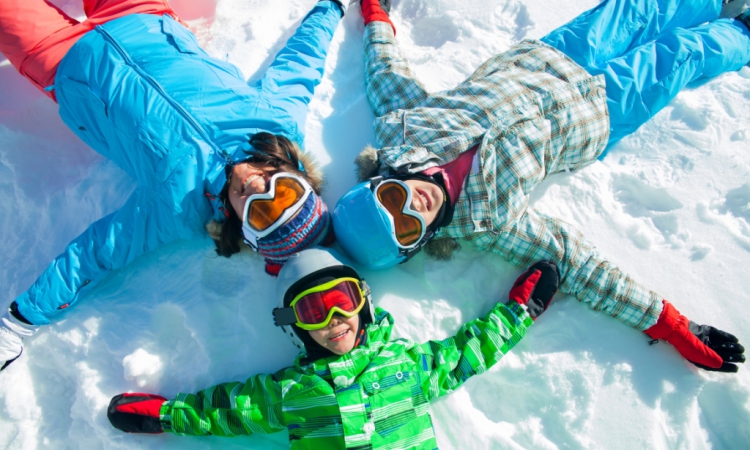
[241,172,313,250]
[370,178,429,251]
[277,277,368,331]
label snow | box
[1,0,750,448]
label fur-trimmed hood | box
[298,150,325,193]
[354,145,380,182]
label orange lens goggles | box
[241,173,313,248]
[375,181,426,247]
[247,177,308,231]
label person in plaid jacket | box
[333,0,748,372]
[106,248,558,448]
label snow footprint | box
[719,182,750,224]
[612,174,687,244]
[668,92,721,151]
[408,13,460,48]
[403,0,529,48]
[698,183,750,252]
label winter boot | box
[721,0,750,18]
[0,304,37,371]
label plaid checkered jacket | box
[160,304,532,448]
[364,22,662,331]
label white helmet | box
[274,248,374,351]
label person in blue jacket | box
[0,0,347,371]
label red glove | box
[361,0,396,34]
[645,300,745,373]
[107,393,167,433]
[508,261,559,320]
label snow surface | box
[1,0,750,448]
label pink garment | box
[0,0,182,101]
[422,145,478,206]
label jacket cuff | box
[505,301,534,328]
[159,401,174,433]
[644,300,678,340]
[321,0,346,17]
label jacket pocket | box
[57,77,110,153]
[137,119,193,185]
[364,371,421,438]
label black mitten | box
[108,393,167,434]
[507,261,559,320]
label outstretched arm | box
[13,194,146,327]
[12,184,207,327]
[108,375,286,436]
[486,207,663,330]
[160,375,286,436]
[417,303,530,400]
[363,8,429,116]
[258,1,345,139]
[485,207,745,372]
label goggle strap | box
[368,175,384,188]
[272,307,297,326]
[360,280,371,299]
[401,229,435,263]
[243,234,259,251]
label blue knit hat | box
[257,192,334,276]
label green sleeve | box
[159,373,286,437]
[418,301,533,401]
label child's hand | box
[108,393,167,433]
[507,261,559,320]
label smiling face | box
[227,161,280,218]
[403,178,444,227]
[308,314,361,355]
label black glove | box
[507,261,559,320]
[688,322,746,372]
[108,393,167,433]
[323,0,347,16]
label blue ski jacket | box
[15,2,343,325]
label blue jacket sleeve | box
[14,194,140,325]
[257,1,342,140]
[14,183,208,325]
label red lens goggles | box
[273,278,367,331]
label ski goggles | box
[273,277,368,331]
[242,173,312,249]
[371,179,427,249]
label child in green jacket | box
[107,248,558,449]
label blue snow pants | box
[541,0,750,157]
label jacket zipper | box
[95,25,227,159]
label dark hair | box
[212,133,323,258]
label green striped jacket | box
[363,22,662,331]
[159,303,533,449]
